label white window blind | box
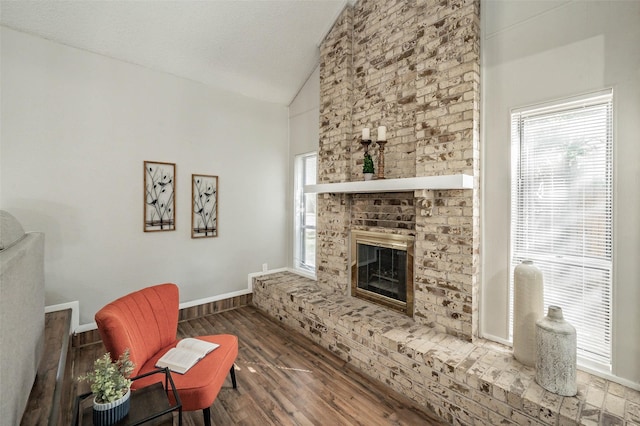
[294,153,317,272]
[510,91,613,368]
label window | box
[510,90,613,369]
[294,153,317,273]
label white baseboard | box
[75,321,98,334]
[178,288,252,310]
[75,282,259,333]
[74,267,315,335]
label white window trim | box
[293,152,317,275]
[508,89,614,372]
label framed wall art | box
[191,174,218,238]
[144,161,176,232]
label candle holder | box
[361,139,372,153]
[376,140,387,179]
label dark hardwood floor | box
[65,306,446,425]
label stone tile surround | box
[253,271,640,425]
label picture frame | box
[191,174,218,238]
[143,161,176,232]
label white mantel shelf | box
[304,174,473,194]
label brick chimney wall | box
[317,0,480,341]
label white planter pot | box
[364,173,374,181]
[93,388,131,426]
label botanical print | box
[144,161,175,231]
[192,174,218,238]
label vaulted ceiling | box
[0,1,348,105]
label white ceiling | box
[0,0,349,105]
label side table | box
[73,367,182,426]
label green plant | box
[78,349,135,403]
[363,152,375,174]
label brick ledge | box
[252,271,640,425]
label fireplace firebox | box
[350,230,414,316]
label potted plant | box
[363,152,375,180]
[78,349,135,426]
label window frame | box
[293,152,317,274]
[509,89,614,371]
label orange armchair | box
[95,283,238,426]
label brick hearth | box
[253,272,640,425]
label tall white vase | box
[535,306,577,396]
[513,260,544,367]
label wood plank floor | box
[66,306,446,426]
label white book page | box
[156,348,201,373]
[177,338,219,356]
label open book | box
[156,338,220,374]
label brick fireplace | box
[316,0,480,341]
[253,2,640,423]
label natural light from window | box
[510,90,613,370]
[294,152,317,273]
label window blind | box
[510,91,613,368]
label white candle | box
[362,128,370,140]
[378,126,387,141]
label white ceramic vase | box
[535,306,577,396]
[513,260,544,367]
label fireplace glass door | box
[357,244,407,302]
[351,230,414,316]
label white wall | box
[287,66,320,267]
[1,28,289,324]
[481,1,640,385]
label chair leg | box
[201,367,235,426]
[230,364,237,389]
[203,407,211,426]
